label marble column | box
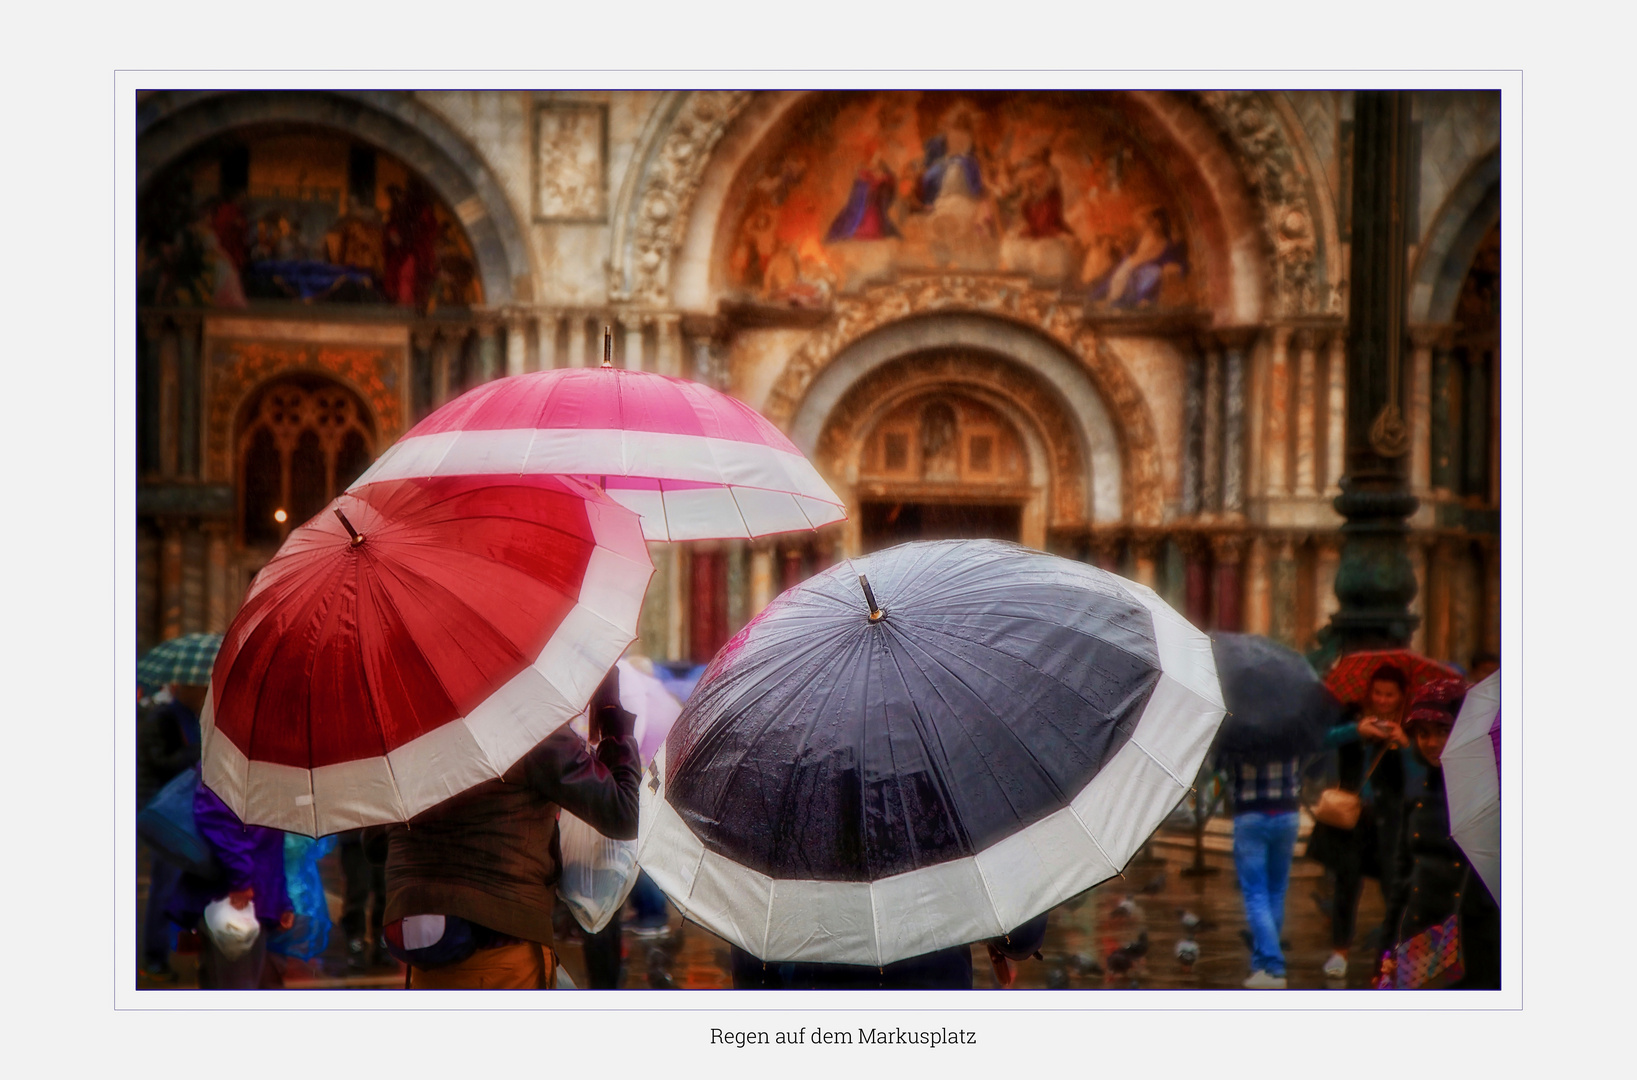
[656,315,681,377]
[1325,331,1347,493]
[1294,328,1319,497]
[410,329,435,420]
[1181,534,1211,628]
[623,315,646,372]
[1314,534,1342,638]
[1130,535,1160,589]
[1087,529,1123,573]
[726,539,750,634]
[158,322,180,480]
[577,317,599,368]
[637,543,670,660]
[506,314,527,377]
[1263,326,1293,498]
[1211,534,1245,632]
[205,523,231,634]
[476,324,502,384]
[1201,344,1223,514]
[181,528,207,634]
[538,313,560,370]
[432,331,455,406]
[1222,334,1248,515]
[691,338,714,385]
[1406,327,1433,495]
[1407,536,1429,653]
[667,543,687,661]
[1180,349,1204,516]
[160,521,184,642]
[176,317,201,480]
[1269,537,1298,647]
[1244,536,1272,636]
[1482,538,1501,656]
[749,544,775,617]
[1463,351,1490,499]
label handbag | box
[1310,746,1387,831]
[136,765,224,882]
[1380,867,1471,990]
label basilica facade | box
[134,89,1500,671]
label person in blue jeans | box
[1224,753,1303,988]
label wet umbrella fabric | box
[1209,632,1345,760]
[1443,670,1499,903]
[1323,649,1461,705]
[201,473,652,837]
[138,633,224,689]
[637,539,1225,966]
[346,367,846,542]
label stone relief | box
[762,275,1165,525]
[620,90,755,304]
[1193,90,1326,317]
[533,103,606,221]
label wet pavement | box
[138,812,1388,992]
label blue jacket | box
[167,781,290,928]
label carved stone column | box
[656,314,681,377]
[1294,328,1319,497]
[158,321,181,480]
[176,315,202,480]
[1210,533,1245,632]
[432,331,455,406]
[181,527,207,634]
[1269,536,1298,647]
[476,323,502,384]
[637,543,671,661]
[537,313,560,370]
[1130,533,1161,589]
[578,316,599,369]
[1407,325,1449,495]
[1324,90,1420,658]
[1430,340,1458,493]
[1263,325,1293,497]
[779,545,806,593]
[1201,343,1223,514]
[1181,347,1204,517]
[1313,533,1342,637]
[1243,535,1272,636]
[505,313,528,377]
[623,314,645,372]
[160,521,184,643]
[1407,535,1429,653]
[1325,331,1347,493]
[1178,533,1211,629]
[1087,528,1124,573]
[1221,331,1250,516]
[749,543,775,617]
[726,538,750,635]
[667,542,687,661]
[204,522,232,634]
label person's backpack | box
[136,766,224,882]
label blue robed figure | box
[918,133,984,206]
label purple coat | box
[166,780,291,928]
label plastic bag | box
[136,766,223,882]
[203,895,260,961]
[556,810,640,935]
[267,833,337,960]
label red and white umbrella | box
[346,367,846,542]
[201,473,652,837]
[1443,670,1500,904]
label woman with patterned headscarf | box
[1380,678,1501,989]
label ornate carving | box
[1193,91,1324,318]
[205,341,404,483]
[763,275,1166,525]
[619,90,754,304]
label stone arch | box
[1409,147,1501,325]
[136,90,534,304]
[770,278,1165,525]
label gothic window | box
[237,377,376,546]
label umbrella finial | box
[602,325,613,368]
[858,574,884,622]
[334,508,365,547]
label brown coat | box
[379,724,641,947]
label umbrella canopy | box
[346,366,846,542]
[138,632,223,689]
[1209,632,1345,760]
[1324,649,1462,706]
[637,539,1225,966]
[1443,670,1499,904]
[568,658,683,768]
[202,473,652,837]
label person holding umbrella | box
[367,669,642,990]
[1380,677,1500,989]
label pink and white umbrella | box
[1443,670,1500,904]
[348,366,846,542]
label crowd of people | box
[137,651,1500,992]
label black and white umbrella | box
[636,539,1225,966]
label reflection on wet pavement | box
[137,818,1388,992]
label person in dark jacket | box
[136,683,205,979]
[728,913,1049,990]
[369,670,641,989]
[1381,678,1500,990]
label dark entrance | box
[860,500,1023,553]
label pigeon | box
[1111,894,1141,920]
[1175,938,1200,966]
[1066,952,1103,977]
[1179,910,1202,933]
[1044,965,1072,989]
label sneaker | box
[1243,970,1288,989]
[1322,952,1348,979]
